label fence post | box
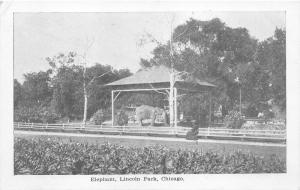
[31,123,33,129]
[17,122,19,128]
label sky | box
[14,12,285,82]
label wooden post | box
[111,90,114,126]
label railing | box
[14,122,286,142]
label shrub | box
[224,111,245,129]
[245,105,258,117]
[186,126,198,140]
[115,109,129,126]
[40,106,61,123]
[14,105,60,123]
[14,106,41,122]
[14,137,286,174]
[91,109,105,125]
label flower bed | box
[14,137,286,175]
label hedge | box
[14,137,286,175]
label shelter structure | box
[105,65,216,128]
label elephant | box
[135,105,168,126]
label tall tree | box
[256,28,286,112]
[46,52,82,119]
[46,52,132,121]
[22,70,52,106]
[84,64,131,118]
[14,71,57,123]
[140,18,258,112]
[14,79,23,108]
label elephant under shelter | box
[104,65,216,128]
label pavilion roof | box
[105,65,216,90]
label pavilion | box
[105,65,216,127]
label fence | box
[14,122,286,142]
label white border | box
[1,1,300,190]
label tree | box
[256,28,286,113]
[46,52,132,121]
[140,18,258,116]
[22,70,53,106]
[46,52,83,120]
[14,71,56,122]
[84,64,131,118]
[14,79,23,108]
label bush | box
[115,109,129,126]
[14,106,41,123]
[245,105,258,117]
[224,111,245,129]
[91,109,105,125]
[40,106,61,123]
[14,137,286,174]
[14,105,60,123]
[186,127,198,140]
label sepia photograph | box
[1,1,300,190]
[13,11,287,175]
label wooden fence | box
[14,122,286,142]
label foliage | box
[90,109,105,125]
[49,64,84,120]
[14,53,132,122]
[14,137,286,174]
[186,125,199,140]
[22,70,53,105]
[256,28,286,112]
[14,105,60,123]
[180,94,209,126]
[39,106,61,123]
[244,104,259,117]
[14,70,56,122]
[14,79,23,108]
[224,111,245,129]
[14,105,41,123]
[115,109,129,126]
[14,18,286,123]
[46,52,132,120]
[140,18,285,118]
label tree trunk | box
[169,71,175,127]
